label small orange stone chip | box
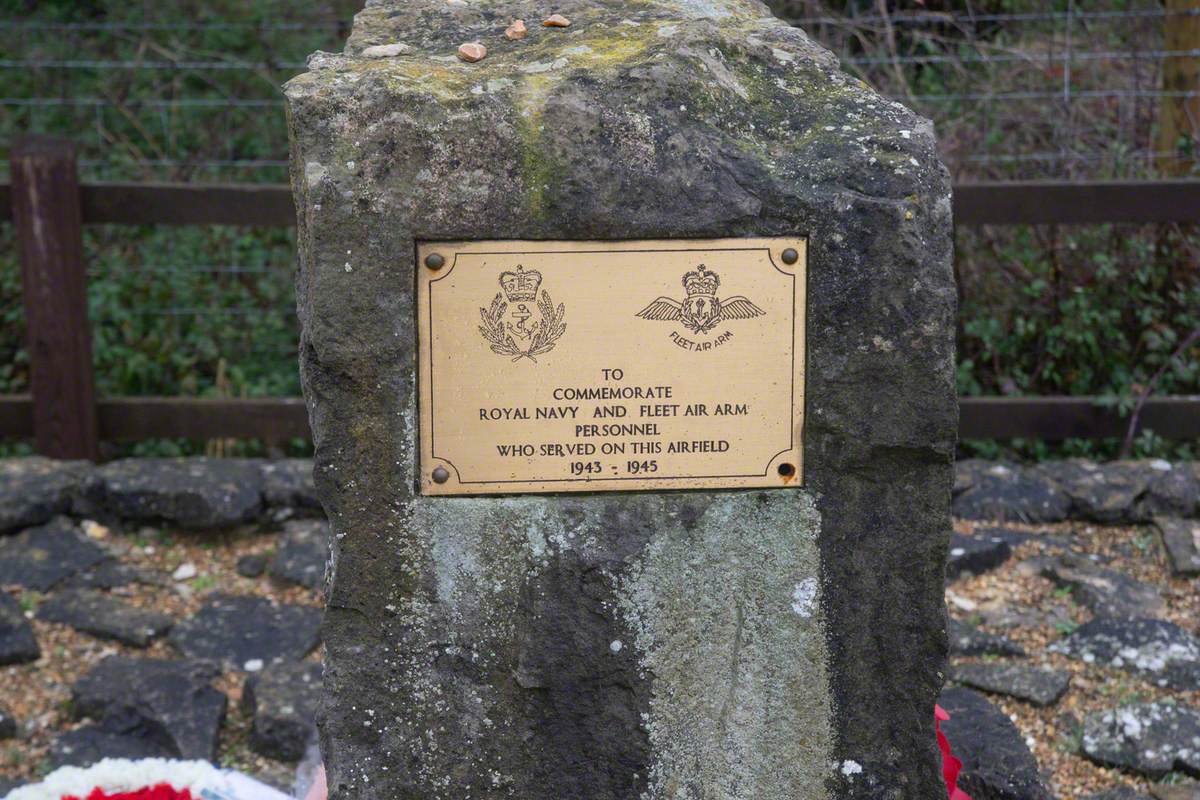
[457,42,488,62]
[505,19,528,39]
[543,14,571,27]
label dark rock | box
[79,458,264,529]
[1040,554,1164,619]
[268,519,328,591]
[1156,517,1200,577]
[62,559,150,590]
[978,601,1075,632]
[260,459,321,510]
[953,463,1071,523]
[948,618,1026,658]
[243,661,323,761]
[974,526,1036,547]
[49,716,175,769]
[1082,703,1200,778]
[169,595,321,668]
[71,656,227,761]
[0,517,109,591]
[1051,617,1200,690]
[0,777,25,795]
[1012,554,1061,577]
[938,687,1054,800]
[1046,460,1153,524]
[1150,785,1200,800]
[0,457,92,534]
[38,589,173,647]
[953,663,1071,707]
[0,704,15,739]
[236,553,268,578]
[1087,789,1154,800]
[1139,462,1199,519]
[0,593,39,665]
[977,525,1072,551]
[947,532,1013,579]
[954,459,987,496]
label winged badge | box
[636,264,765,335]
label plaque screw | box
[425,253,446,270]
[431,466,450,484]
[778,463,796,479]
[781,248,799,265]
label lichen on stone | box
[616,491,832,799]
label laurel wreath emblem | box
[478,291,566,362]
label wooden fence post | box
[10,137,100,460]
[1157,0,1200,175]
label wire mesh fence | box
[775,1,1199,181]
[4,2,1195,182]
[0,2,354,434]
[1,0,1198,457]
[0,2,352,184]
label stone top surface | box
[346,0,777,50]
[286,0,927,181]
[328,0,797,75]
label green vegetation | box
[0,0,357,454]
[1,0,1197,458]
[956,223,1200,460]
[1053,619,1080,636]
[775,0,1200,459]
[17,590,43,614]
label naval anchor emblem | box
[478,265,566,362]
[636,264,765,335]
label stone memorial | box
[285,1,955,798]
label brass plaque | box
[417,238,806,495]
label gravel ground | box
[950,518,1200,799]
[1,515,1197,799]
[1,521,321,788]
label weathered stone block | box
[0,457,92,534]
[1082,703,1200,778]
[37,589,174,648]
[286,1,954,798]
[0,593,40,665]
[169,595,322,670]
[1156,517,1200,576]
[0,517,108,591]
[954,462,1071,523]
[0,704,16,740]
[260,459,322,510]
[268,519,329,591]
[79,458,264,529]
[243,661,324,762]
[938,687,1053,800]
[1051,617,1200,691]
[71,656,227,762]
[952,663,1071,708]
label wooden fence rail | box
[3,135,1200,457]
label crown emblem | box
[499,265,542,302]
[479,265,566,362]
[637,262,764,336]
[682,264,720,297]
